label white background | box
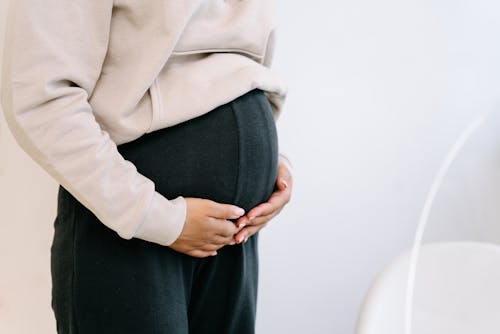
[2,1,500,333]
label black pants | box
[50,88,279,334]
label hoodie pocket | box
[146,77,163,133]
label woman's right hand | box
[168,197,246,258]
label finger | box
[234,224,265,244]
[237,221,269,242]
[266,183,292,207]
[237,177,291,227]
[267,181,292,202]
[199,243,224,252]
[276,175,289,191]
[247,212,275,226]
[211,234,234,246]
[212,230,238,246]
[267,190,289,209]
[235,215,250,229]
[211,218,239,237]
[188,249,218,258]
[207,200,246,220]
[246,202,275,220]
[277,162,292,185]
[247,179,291,219]
[234,222,247,234]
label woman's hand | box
[233,160,293,244]
[169,198,246,258]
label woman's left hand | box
[233,160,293,244]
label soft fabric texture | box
[51,88,276,333]
[1,0,292,246]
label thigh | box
[188,234,260,334]
[51,185,194,334]
[187,88,279,334]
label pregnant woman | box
[1,1,293,333]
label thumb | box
[277,177,288,190]
[207,200,246,219]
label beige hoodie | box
[1,0,291,246]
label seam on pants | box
[256,91,277,202]
[70,197,80,334]
[228,100,242,207]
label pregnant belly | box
[117,88,279,213]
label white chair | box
[356,113,500,333]
[355,241,500,334]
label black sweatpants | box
[50,88,279,334]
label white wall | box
[0,1,59,333]
[1,1,500,333]
[256,1,500,333]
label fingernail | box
[233,207,245,216]
[238,222,246,228]
[238,235,245,243]
[281,178,288,188]
[230,241,236,245]
[211,251,218,256]
[248,215,255,221]
[244,236,249,243]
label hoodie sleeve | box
[0,0,187,246]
